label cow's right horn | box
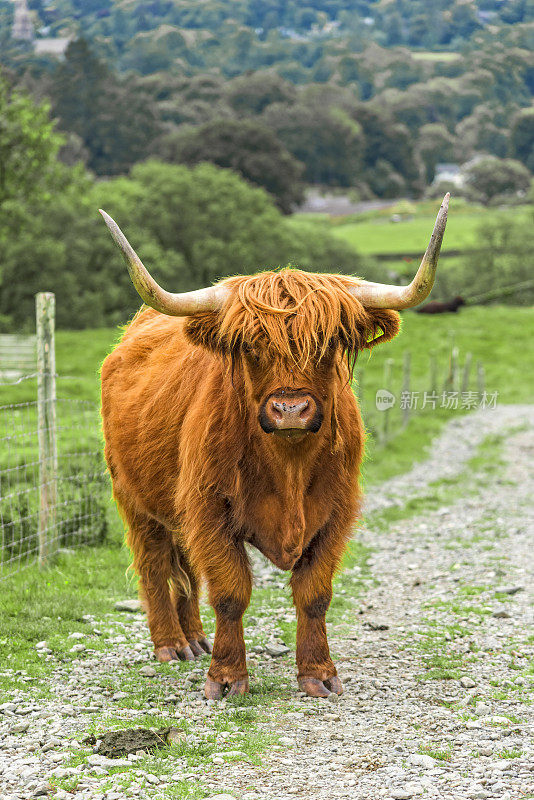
[99,210,230,316]
[346,193,450,310]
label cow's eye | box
[242,343,260,364]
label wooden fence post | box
[450,346,459,392]
[444,343,459,393]
[356,367,364,406]
[382,358,394,443]
[36,293,57,568]
[461,352,472,394]
[402,351,411,428]
[428,349,438,395]
[477,361,485,397]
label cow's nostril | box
[271,401,284,420]
[298,400,310,418]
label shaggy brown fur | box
[101,269,400,698]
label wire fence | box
[0,391,110,580]
[0,293,112,580]
[354,334,489,446]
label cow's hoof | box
[154,644,195,662]
[227,678,249,696]
[324,676,343,695]
[177,644,196,661]
[188,640,204,657]
[298,676,343,697]
[188,637,212,657]
[204,676,249,700]
[154,646,179,662]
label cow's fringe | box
[216,269,399,370]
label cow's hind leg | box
[128,517,195,663]
[171,543,212,658]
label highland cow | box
[99,194,449,699]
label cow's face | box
[184,279,400,445]
[242,344,335,440]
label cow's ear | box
[362,308,401,350]
[183,312,226,352]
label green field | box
[354,305,534,483]
[411,51,461,62]
[293,200,531,258]
[0,328,119,407]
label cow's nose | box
[271,398,311,424]
[268,396,316,429]
[260,393,323,434]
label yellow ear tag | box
[367,325,384,343]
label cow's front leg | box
[193,538,252,700]
[290,525,346,698]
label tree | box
[384,11,404,46]
[0,76,63,211]
[50,39,162,176]
[449,2,481,40]
[455,106,508,160]
[97,161,312,289]
[509,108,534,172]
[157,118,304,213]
[355,104,423,195]
[449,211,534,306]
[0,167,120,329]
[263,102,364,186]
[120,25,188,74]
[417,123,456,184]
[1,161,363,329]
[225,72,296,116]
[463,156,531,204]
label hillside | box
[2,0,534,78]
[1,0,533,199]
[1,1,533,330]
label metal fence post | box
[36,293,57,568]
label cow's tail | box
[171,543,192,600]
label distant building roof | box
[435,163,461,176]
[34,36,71,56]
[477,10,498,23]
[433,163,464,188]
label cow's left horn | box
[347,193,450,309]
[99,210,230,315]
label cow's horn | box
[347,193,450,309]
[99,210,230,315]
